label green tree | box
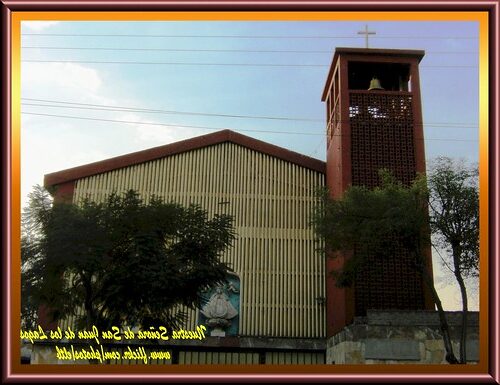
[22,187,235,331]
[428,157,479,363]
[21,185,53,330]
[312,171,460,364]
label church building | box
[42,129,328,364]
[34,47,479,365]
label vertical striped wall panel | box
[265,351,325,364]
[178,351,260,364]
[178,351,325,364]
[71,142,326,338]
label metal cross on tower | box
[357,24,376,48]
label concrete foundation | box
[326,310,479,364]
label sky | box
[20,19,480,310]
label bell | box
[368,77,384,91]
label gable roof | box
[44,129,326,187]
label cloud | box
[22,21,60,31]
[21,115,107,188]
[20,60,210,209]
[22,62,102,95]
[21,61,112,206]
[133,116,206,147]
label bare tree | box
[428,157,479,363]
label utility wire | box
[22,59,328,67]
[21,59,478,68]
[21,99,322,122]
[22,112,323,136]
[21,111,479,142]
[22,46,333,53]
[312,137,326,156]
[21,99,478,128]
[432,244,455,275]
[22,33,478,39]
[20,46,479,55]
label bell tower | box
[321,48,435,337]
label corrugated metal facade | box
[65,141,325,339]
[178,351,325,364]
[179,351,260,364]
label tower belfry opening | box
[348,61,411,91]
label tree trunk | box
[418,258,459,364]
[83,281,95,329]
[453,246,468,363]
[412,233,459,364]
[82,274,100,364]
[456,274,468,363]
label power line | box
[22,59,328,67]
[21,59,478,69]
[22,46,332,53]
[21,111,479,142]
[22,33,478,40]
[21,98,478,127]
[19,33,363,38]
[432,244,455,275]
[21,99,322,122]
[426,51,478,54]
[20,46,479,55]
[312,137,326,156]
[22,111,324,136]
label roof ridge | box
[44,130,325,187]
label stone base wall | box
[326,310,479,364]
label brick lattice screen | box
[349,91,425,315]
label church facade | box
[41,129,328,364]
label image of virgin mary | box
[201,286,238,322]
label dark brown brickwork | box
[353,244,425,316]
[349,92,416,187]
[349,91,425,315]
